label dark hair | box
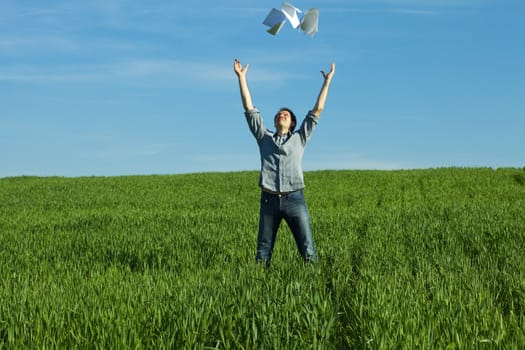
[274,107,297,132]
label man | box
[233,58,335,267]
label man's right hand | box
[234,58,249,79]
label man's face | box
[274,110,292,130]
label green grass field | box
[1,168,524,349]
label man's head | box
[274,107,297,133]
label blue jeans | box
[256,190,317,266]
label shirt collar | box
[273,131,291,146]
[274,131,291,138]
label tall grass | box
[1,168,524,348]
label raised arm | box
[311,63,336,117]
[234,58,254,112]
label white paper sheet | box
[300,8,319,37]
[263,2,320,37]
[281,2,302,29]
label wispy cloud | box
[329,0,491,5]
[322,0,493,15]
[115,60,233,81]
[91,143,168,160]
[305,159,408,171]
[0,55,303,85]
[119,59,302,84]
[387,8,438,15]
[305,153,409,171]
[0,63,111,82]
[321,7,438,15]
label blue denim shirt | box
[245,108,320,192]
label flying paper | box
[280,2,302,29]
[263,2,319,36]
[266,21,286,35]
[300,8,319,37]
[263,8,287,35]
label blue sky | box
[1,0,524,177]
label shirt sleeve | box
[297,110,320,145]
[245,108,267,143]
